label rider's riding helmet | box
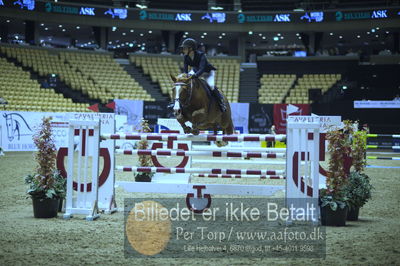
[180,38,197,51]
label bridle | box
[173,80,193,108]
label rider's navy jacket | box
[183,51,217,77]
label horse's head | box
[170,73,192,116]
[3,113,15,142]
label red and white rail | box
[115,149,285,158]
[102,133,286,142]
[115,166,285,176]
[193,174,286,179]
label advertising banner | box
[273,104,310,134]
[248,103,273,134]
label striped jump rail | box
[367,134,400,138]
[367,156,400,160]
[115,149,285,158]
[193,174,286,179]
[102,133,286,142]
[115,166,285,175]
[367,145,400,149]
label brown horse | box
[170,73,234,146]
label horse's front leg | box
[176,115,192,134]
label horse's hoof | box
[183,127,192,134]
[192,128,200,135]
[215,141,228,147]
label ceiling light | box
[183,35,186,38]
[273,36,279,41]
[203,32,207,35]
[210,6,224,10]
[129,43,134,47]
[222,33,226,36]
[258,33,262,36]
[330,32,333,36]
[219,36,222,39]
[148,30,152,34]
[375,35,379,38]
[76,26,80,29]
[357,35,360,38]
[280,36,284,39]
[40,23,44,26]
[112,27,117,31]
[140,33,144,36]
[122,32,126,36]
[339,36,343,39]
[185,32,189,35]
[277,33,281,36]
[248,31,253,35]
[367,32,370,34]
[45,28,48,31]
[125,5,129,8]
[136,4,147,9]
[6,20,10,23]
[371,29,375,33]
[296,33,300,36]
[59,25,62,28]
[293,8,305,12]
[108,41,112,44]
[386,31,389,34]
[262,36,266,40]
[376,27,380,30]
[62,29,66,32]
[130,29,134,32]
[201,35,205,38]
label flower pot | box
[347,206,360,221]
[32,198,60,218]
[135,173,152,182]
[320,205,348,226]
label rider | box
[180,38,226,112]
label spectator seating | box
[209,58,240,103]
[131,54,241,102]
[0,57,89,112]
[63,52,153,102]
[258,74,296,104]
[130,55,180,99]
[0,45,151,105]
[285,74,341,104]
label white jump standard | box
[65,119,321,221]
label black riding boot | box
[211,89,227,113]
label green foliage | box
[24,117,66,199]
[134,119,154,181]
[320,188,348,211]
[25,171,66,199]
[344,171,373,209]
[351,129,367,173]
[321,120,355,211]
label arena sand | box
[0,152,399,265]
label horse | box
[3,113,33,142]
[170,73,234,146]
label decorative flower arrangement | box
[134,119,154,182]
[24,117,66,200]
[344,125,373,214]
[320,120,354,211]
